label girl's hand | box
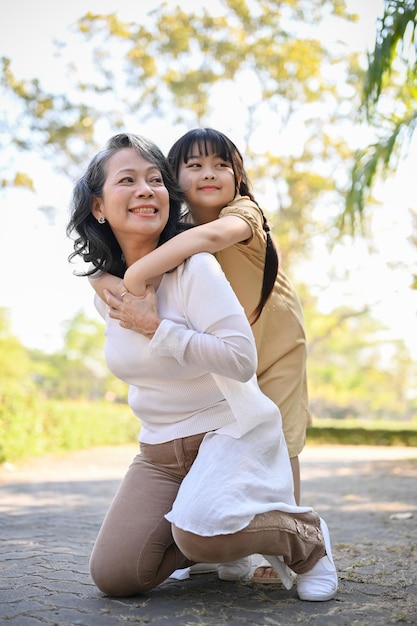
[104,285,161,338]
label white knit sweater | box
[95,252,258,443]
[95,252,311,535]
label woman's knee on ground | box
[89,549,158,596]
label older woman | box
[66,133,337,602]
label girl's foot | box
[253,560,280,583]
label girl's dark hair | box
[67,133,184,277]
[167,128,279,324]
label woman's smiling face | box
[92,147,170,250]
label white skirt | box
[165,414,312,536]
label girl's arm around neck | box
[89,272,126,302]
[124,215,251,295]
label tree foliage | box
[364,0,417,106]
[30,311,128,401]
[0,308,33,389]
[0,0,363,266]
[301,288,417,421]
[346,0,417,229]
[0,57,97,188]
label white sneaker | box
[170,563,218,580]
[189,563,218,574]
[217,557,252,581]
[297,518,338,601]
[180,559,252,581]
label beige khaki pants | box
[90,433,325,597]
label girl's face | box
[177,144,237,224]
[92,147,170,256]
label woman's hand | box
[104,285,161,338]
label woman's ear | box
[91,196,103,221]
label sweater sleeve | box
[149,253,257,382]
[94,293,107,320]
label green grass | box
[1,397,416,465]
[0,398,139,463]
[308,418,417,446]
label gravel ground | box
[1,443,416,625]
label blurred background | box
[1,0,416,462]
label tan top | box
[215,196,311,456]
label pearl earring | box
[98,216,106,224]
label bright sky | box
[1,0,416,358]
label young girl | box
[92,128,311,582]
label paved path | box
[1,444,417,625]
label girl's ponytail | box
[250,210,279,324]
